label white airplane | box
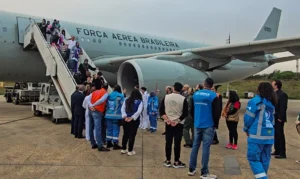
[0,7,299,93]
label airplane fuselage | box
[0,10,269,85]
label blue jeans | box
[149,114,157,131]
[189,127,215,175]
[106,119,120,143]
[89,110,103,148]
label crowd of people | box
[39,19,85,75]
[69,75,288,179]
[35,18,291,178]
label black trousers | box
[274,120,286,156]
[213,131,219,142]
[64,49,70,62]
[122,120,140,152]
[226,120,238,145]
[165,123,184,162]
[74,114,84,137]
[71,113,75,135]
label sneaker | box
[232,144,238,150]
[127,151,136,156]
[200,173,217,179]
[173,161,186,168]
[106,141,113,148]
[271,151,279,155]
[113,143,122,150]
[121,149,128,154]
[163,160,172,167]
[211,140,219,145]
[98,147,110,152]
[188,168,196,176]
[184,144,192,148]
[226,143,232,149]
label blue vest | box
[126,99,142,120]
[193,89,217,128]
[243,95,275,144]
[105,91,124,120]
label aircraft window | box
[146,46,148,49]
[158,47,161,50]
[133,44,136,47]
[3,27,7,32]
[93,39,96,43]
[98,39,101,43]
[129,43,131,47]
[124,43,127,46]
[162,48,165,51]
[142,45,144,48]
[154,47,157,50]
[87,38,90,42]
[150,46,153,49]
[138,44,140,48]
[119,42,122,46]
[81,37,85,42]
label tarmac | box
[0,98,300,179]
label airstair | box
[23,23,112,120]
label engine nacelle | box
[117,59,210,95]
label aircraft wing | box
[95,36,300,69]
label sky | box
[1,0,299,74]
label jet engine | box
[117,59,210,95]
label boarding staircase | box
[23,23,112,119]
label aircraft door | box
[16,17,41,44]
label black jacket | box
[78,63,96,80]
[275,90,288,122]
[92,77,105,90]
[71,90,79,115]
[71,91,85,116]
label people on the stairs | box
[39,19,47,40]
[92,72,105,90]
[79,59,97,84]
[46,21,51,42]
[64,36,76,62]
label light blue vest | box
[193,89,217,128]
[105,91,124,120]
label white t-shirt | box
[68,40,76,50]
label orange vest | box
[91,88,107,113]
